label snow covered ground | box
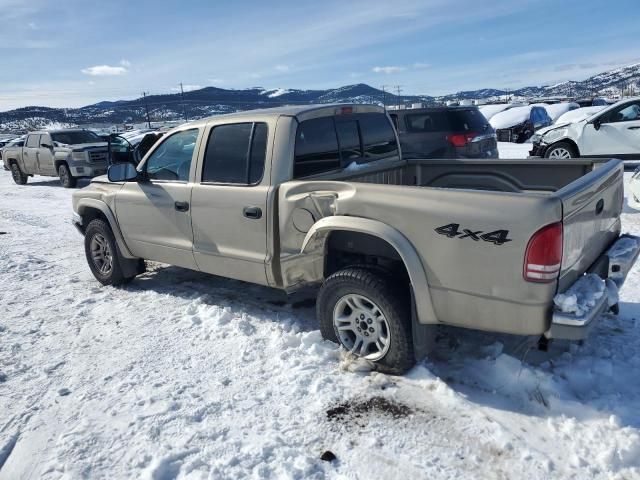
[1,169,640,479]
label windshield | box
[51,130,102,145]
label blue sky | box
[1,0,639,110]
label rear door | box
[556,160,624,290]
[582,100,640,156]
[190,121,271,285]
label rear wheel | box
[58,163,77,188]
[84,218,135,286]
[317,268,414,374]
[10,162,27,185]
[545,142,578,159]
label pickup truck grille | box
[88,151,108,164]
[496,129,512,142]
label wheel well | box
[549,139,580,156]
[79,207,108,233]
[54,159,68,171]
[325,230,410,284]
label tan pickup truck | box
[72,104,639,373]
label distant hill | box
[1,63,639,133]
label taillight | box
[524,222,563,282]
[447,132,478,147]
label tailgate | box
[556,159,624,291]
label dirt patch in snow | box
[326,396,413,423]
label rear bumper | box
[545,234,640,340]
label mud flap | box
[411,289,436,361]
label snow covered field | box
[1,168,639,479]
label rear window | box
[294,112,398,178]
[405,109,487,133]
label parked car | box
[108,130,164,165]
[537,102,580,123]
[72,104,638,374]
[478,103,521,121]
[490,105,552,143]
[530,97,640,162]
[576,97,612,107]
[629,167,640,210]
[389,106,498,159]
[1,137,25,170]
[4,129,108,187]
[554,106,606,125]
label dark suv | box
[389,106,498,159]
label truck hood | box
[56,142,108,151]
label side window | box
[201,122,267,184]
[605,102,640,123]
[294,117,340,178]
[26,134,40,148]
[40,133,51,146]
[359,113,399,160]
[145,128,198,182]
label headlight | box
[530,134,542,144]
[541,128,567,144]
[71,151,87,161]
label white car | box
[530,97,640,161]
[630,168,640,210]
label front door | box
[22,134,40,173]
[582,100,640,156]
[36,133,56,175]
[115,128,202,269]
[190,121,270,285]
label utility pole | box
[381,85,388,111]
[180,82,188,121]
[141,91,151,128]
[395,85,402,110]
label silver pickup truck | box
[72,104,639,373]
[5,129,108,187]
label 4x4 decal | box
[434,223,512,245]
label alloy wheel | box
[332,293,391,361]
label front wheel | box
[10,163,28,185]
[58,163,77,188]
[317,268,414,374]
[545,142,578,159]
[84,218,135,286]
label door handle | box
[628,126,640,130]
[243,206,262,219]
[174,201,189,212]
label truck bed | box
[278,157,623,335]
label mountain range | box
[1,63,639,133]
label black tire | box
[10,162,27,185]
[545,141,578,159]
[58,163,77,188]
[84,218,135,286]
[317,268,414,374]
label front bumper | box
[545,234,640,340]
[529,143,547,158]
[69,164,107,178]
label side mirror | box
[107,162,138,182]
[593,118,602,131]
